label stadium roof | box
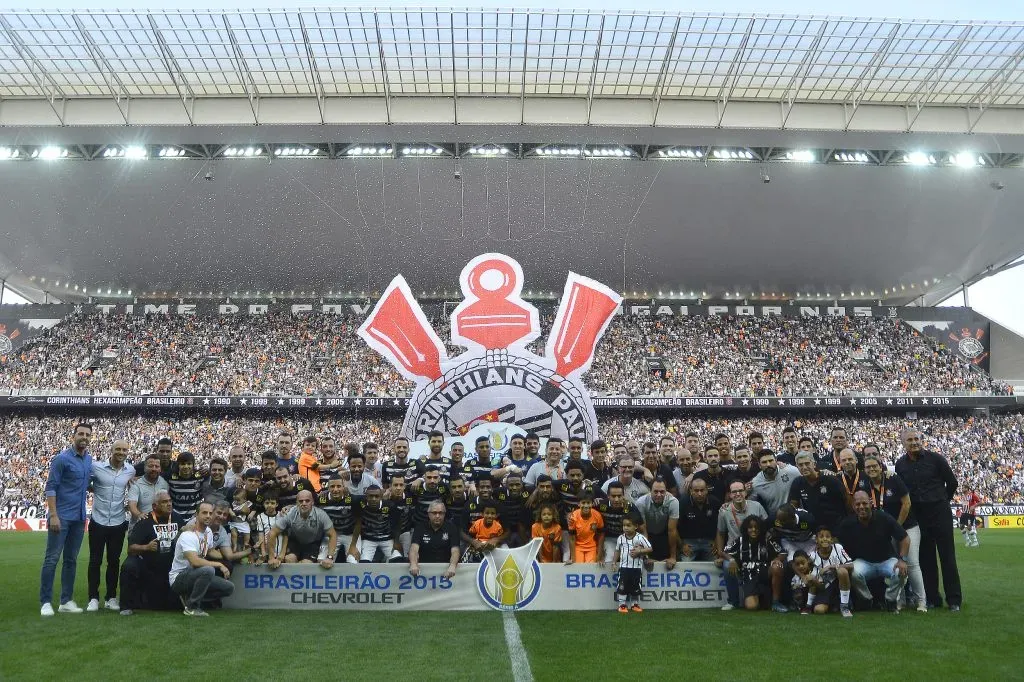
[1,8,1023,305]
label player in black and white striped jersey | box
[613,515,653,613]
[381,437,417,486]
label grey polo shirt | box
[127,475,170,516]
[275,505,332,545]
[633,493,679,535]
[90,459,135,527]
[749,463,801,517]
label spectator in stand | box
[0,313,1007,397]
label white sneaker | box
[917,603,928,613]
[721,604,735,611]
[40,603,55,617]
[58,601,83,614]
[86,599,100,612]
[104,598,120,611]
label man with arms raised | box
[168,501,235,617]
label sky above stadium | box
[3,0,1023,339]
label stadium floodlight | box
[465,145,510,157]
[905,152,935,166]
[37,146,68,160]
[0,147,19,160]
[583,147,634,158]
[223,146,263,157]
[711,148,755,161]
[951,152,983,168]
[833,151,870,163]
[275,146,322,157]
[657,148,703,159]
[346,146,394,157]
[401,146,445,156]
[124,146,148,159]
[785,150,815,163]
[157,147,186,158]
[532,146,582,157]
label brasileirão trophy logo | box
[358,253,621,441]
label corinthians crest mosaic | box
[358,253,621,441]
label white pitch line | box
[502,611,534,682]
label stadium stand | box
[0,313,1008,397]
[2,413,1020,509]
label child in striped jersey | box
[613,516,652,613]
[810,527,854,617]
[252,494,281,564]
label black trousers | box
[87,521,128,601]
[119,556,175,611]
[917,502,962,607]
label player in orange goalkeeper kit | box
[566,496,604,564]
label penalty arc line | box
[502,611,534,682]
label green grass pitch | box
[1,531,1019,681]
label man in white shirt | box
[87,440,135,613]
[168,501,234,617]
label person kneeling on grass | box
[721,516,783,612]
[809,526,854,617]
[614,515,652,613]
[167,501,234,617]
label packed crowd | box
[0,313,1004,397]
[38,420,971,617]
[4,412,1021,512]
